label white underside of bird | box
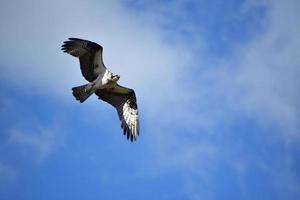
[85,69,120,95]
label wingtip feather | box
[69,37,82,41]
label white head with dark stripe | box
[107,70,120,82]
[112,74,120,82]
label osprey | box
[61,38,139,141]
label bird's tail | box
[72,84,92,103]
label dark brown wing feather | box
[61,38,106,82]
[95,84,139,141]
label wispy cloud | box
[8,127,63,162]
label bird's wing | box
[95,84,139,141]
[61,38,106,82]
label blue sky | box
[0,0,300,199]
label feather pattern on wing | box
[61,38,106,82]
[95,84,139,141]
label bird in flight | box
[61,38,139,141]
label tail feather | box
[72,84,92,103]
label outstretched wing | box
[61,38,106,82]
[95,85,139,142]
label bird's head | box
[112,74,120,82]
